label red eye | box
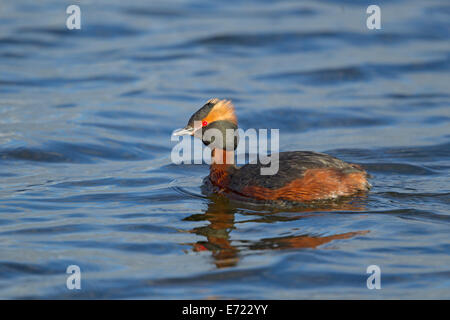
[202,120,208,127]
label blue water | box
[0,0,449,299]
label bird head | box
[173,98,239,151]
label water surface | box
[0,0,449,299]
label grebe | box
[173,98,370,202]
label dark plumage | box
[187,100,216,128]
[227,151,365,190]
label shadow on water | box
[182,193,370,269]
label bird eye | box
[202,120,208,127]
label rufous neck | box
[211,148,235,165]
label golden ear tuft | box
[204,98,237,125]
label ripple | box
[0,262,61,279]
[240,108,389,131]
[18,24,141,39]
[44,240,183,255]
[0,75,138,88]
[425,5,450,15]
[123,7,186,18]
[183,30,447,52]
[81,122,167,138]
[0,223,99,236]
[329,142,450,162]
[362,163,437,175]
[130,53,193,63]
[30,188,191,204]
[257,66,367,85]
[111,223,177,234]
[0,139,169,164]
[0,37,57,48]
[54,177,170,189]
[385,93,450,100]
[256,57,450,85]
[377,192,450,205]
[0,148,73,163]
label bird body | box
[174,99,370,203]
[209,150,369,202]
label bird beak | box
[172,126,195,136]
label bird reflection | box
[183,194,369,269]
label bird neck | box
[211,148,235,166]
[209,148,235,188]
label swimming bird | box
[173,98,370,203]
